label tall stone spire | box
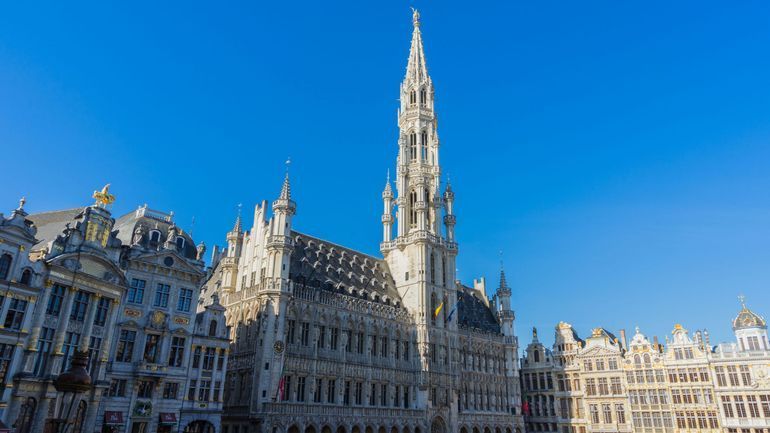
[406,8,429,84]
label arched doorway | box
[365,427,374,433]
[306,426,317,433]
[352,427,361,433]
[378,427,386,433]
[460,428,468,433]
[391,428,398,433]
[430,418,446,433]
[322,426,333,433]
[185,421,216,433]
[288,426,300,433]
[337,426,347,433]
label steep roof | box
[26,208,85,250]
[289,231,400,304]
[457,285,501,333]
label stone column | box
[79,293,101,351]
[48,286,78,374]
[52,287,78,354]
[97,299,120,380]
[22,283,50,372]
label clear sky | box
[2,1,770,349]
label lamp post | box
[52,350,92,433]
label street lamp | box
[52,350,92,433]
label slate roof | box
[27,208,85,250]
[456,286,501,333]
[289,231,400,305]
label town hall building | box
[199,10,525,433]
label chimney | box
[619,329,627,351]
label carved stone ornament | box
[274,340,285,354]
[751,364,770,388]
[124,309,142,318]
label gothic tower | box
[381,9,459,412]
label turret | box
[382,172,394,242]
[732,296,768,351]
[226,205,244,258]
[266,172,296,290]
[497,268,515,337]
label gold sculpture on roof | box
[93,184,116,207]
[411,7,420,26]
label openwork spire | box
[232,204,243,233]
[405,8,429,83]
[279,173,291,200]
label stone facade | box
[198,10,524,433]
[521,301,770,433]
[0,197,228,433]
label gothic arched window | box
[421,131,428,161]
[442,256,447,288]
[409,190,417,229]
[410,91,417,105]
[430,293,437,325]
[430,253,436,284]
[420,88,427,105]
[409,133,417,161]
[0,254,12,280]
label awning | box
[104,411,124,425]
[159,413,178,425]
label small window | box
[176,237,185,250]
[20,269,32,286]
[209,320,218,337]
[149,230,161,243]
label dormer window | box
[149,230,161,244]
[176,237,185,251]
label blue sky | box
[2,1,770,349]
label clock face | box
[274,340,285,353]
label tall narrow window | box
[409,190,417,229]
[46,284,66,315]
[0,254,10,281]
[128,279,145,304]
[70,291,90,322]
[3,298,27,330]
[409,132,417,161]
[94,297,110,326]
[154,283,170,307]
[421,131,428,160]
[430,293,437,325]
[430,253,436,284]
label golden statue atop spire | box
[92,184,116,207]
[411,7,420,27]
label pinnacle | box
[279,173,291,200]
